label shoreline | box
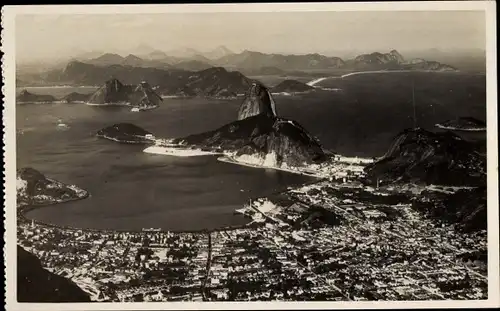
[17,157,329,235]
[18,190,276,235]
[143,145,223,157]
[435,124,486,132]
[306,69,462,86]
[217,156,325,178]
[16,100,66,105]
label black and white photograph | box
[2,2,499,310]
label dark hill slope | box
[271,79,315,93]
[364,128,485,186]
[174,114,326,167]
[415,187,486,233]
[18,246,91,302]
[87,79,162,109]
[97,123,154,144]
[16,90,57,103]
[160,67,252,98]
[62,92,90,103]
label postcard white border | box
[2,1,499,310]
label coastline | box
[435,124,486,132]
[96,134,155,144]
[17,180,305,235]
[307,69,462,86]
[143,145,223,157]
[16,155,328,235]
[16,100,66,105]
[217,156,325,178]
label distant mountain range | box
[17,49,459,86]
[17,49,461,94]
[213,50,346,71]
[83,48,456,72]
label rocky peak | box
[105,78,124,92]
[237,82,277,120]
[87,78,132,105]
[130,81,162,108]
[389,50,405,63]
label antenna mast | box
[412,80,417,129]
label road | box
[201,232,212,301]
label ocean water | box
[16,72,486,231]
[17,99,315,231]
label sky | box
[16,10,486,62]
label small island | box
[271,79,315,95]
[96,123,156,144]
[16,90,58,104]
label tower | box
[412,80,417,129]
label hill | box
[363,128,486,186]
[87,79,162,109]
[415,187,486,233]
[88,53,125,66]
[97,123,155,144]
[61,92,90,104]
[159,67,252,98]
[271,79,315,94]
[61,92,90,103]
[341,50,457,71]
[17,90,57,104]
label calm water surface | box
[16,72,486,231]
[17,99,315,231]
